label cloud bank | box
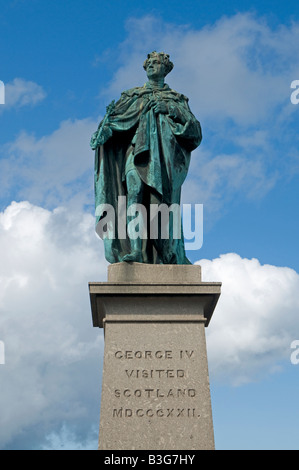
[0,201,106,449]
[199,253,299,384]
[0,117,97,209]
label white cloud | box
[181,146,277,213]
[0,117,97,208]
[2,78,46,110]
[0,201,107,449]
[198,253,299,385]
[39,424,98,450]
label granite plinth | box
[89,263,221,450]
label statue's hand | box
[90,131,99,150]
[90,125,113,150]
[153,100,168,115]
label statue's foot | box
[122,252,143,263]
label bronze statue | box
[91,51,202,264]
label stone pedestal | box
[89,263,221,450]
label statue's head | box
[143,51,174,79]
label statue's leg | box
[150,188,191,265]
[122,169,146,262]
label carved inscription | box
[125,369,185,378]
[114,388,196,398]
[111,349,201,419]
[113,408,198,418]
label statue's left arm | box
[165,94,202,151]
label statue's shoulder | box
[165,85,189,103]
[121,85,147,98]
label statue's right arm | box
[90,89,142,150]
[90,125,113,150]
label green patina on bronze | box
[90,51,202,264]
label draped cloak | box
[93,82,202,264]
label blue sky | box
[0,0,299,450]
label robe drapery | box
[93,82,202,264]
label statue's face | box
[146,56,165,80]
